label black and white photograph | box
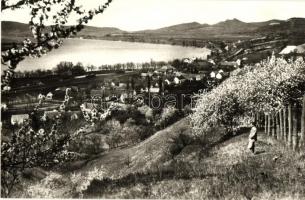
[1,0,305,199]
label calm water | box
[18,39,210,71]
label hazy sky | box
[2,0,305,31]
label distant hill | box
[1,21,125,44]
[2,17,305,46]
[134,17,305,38]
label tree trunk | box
[272,114,276,138]
[288,104,292,148]
[268,114,271,136]
[300,95,305,148]
[292,104,298,151]
[276,112,280,140]
[283,106,287,142]
[279,109,283,140]
[265,114,268,134]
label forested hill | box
[2,17,305,44]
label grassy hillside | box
[21,117,305,199]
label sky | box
[2,0,305,31]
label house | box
[141,88,148,93]
[1,103,7,111]
[173,77,181,85]
[196,74,205,81]
[216,73,223,80]
[46,92,53,100]
[11,114,29,125]
[118,83,127,88]
[219,61,240,70]
[83,102,99,110]
[279,45,297,55]
[159,65,176,74]
[120,92,129,103]
[38,93,45,100]
[296,44,305,54]
[41,110,60,121]
[210,71,216,78]
[150,87,160,93]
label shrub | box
[26,167,107,198]
[155,106,183,129]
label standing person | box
[248,122,257,154]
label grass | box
[82,128,305,199]
[18,117,305,199]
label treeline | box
[12,60,180,79]
[13,62,86,78]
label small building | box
[174,77,181,85]
[296,44,305,54]
[279,45,297,55]
[46,92,53,100]
[216,73,223,80]
[42,110,60,121]
[11,114,29,125]
[120,93,129,103]
[196,74,205,81]
[150,87,160,93]
[159,65,176,74]
[219,61,240,70]
[210,71,216,78]
[141,73,148,77]
[119,83,127,88]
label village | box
[2,33,305,127]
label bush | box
[155,106,183,129]
[69,133,109,154]
[25,167,107,198]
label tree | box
[72,62,86,76]
[192,56,305,137]
[1,0,114,196]
[55,61,73,76]
[1,0,113,91]
[1,88,83,197]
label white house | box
[11,114,29,125]
[174,77,181,85]
[150,87,160,93]
[216,73,223,80]
[119,83,127,88]
[38,93,45,100]
[279,45,297,55]
[46,92,53,100]
[41,110,60,121]
[120,93,128,103]
[1,103,7,111]
[210,71,216,78]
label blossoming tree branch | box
[1,0,113,91]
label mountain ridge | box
[2,17,305,45]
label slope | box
[22,116,305,199]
